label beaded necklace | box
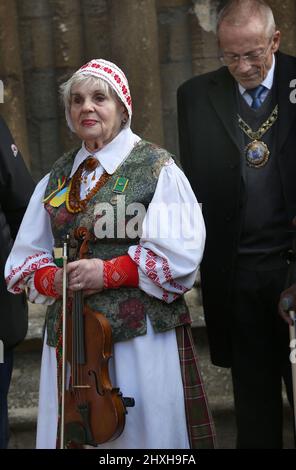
[66,157,111,213]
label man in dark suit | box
[0,116,35,448]
[177,0,296,448]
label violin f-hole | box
[88,369,104,396]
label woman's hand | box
[53,259,104,296]
[53,268,64,295]
[67,258,104,294]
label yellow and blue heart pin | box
[43,176,67,207]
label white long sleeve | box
[5,174,55,304]
[128,159,205,303]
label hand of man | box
[278,284,296,325]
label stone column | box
[81,0,110,60]
[157,0,193,158]
[0,0,30,166]
[50,0,84,152]
[18,0,60,179]
[267,0,296,56]
[109,0,164,147]
[190,0,221,76]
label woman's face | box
[69,80,127,150]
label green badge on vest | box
[112,176,129,194]
[53,247,63,267]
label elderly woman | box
[5,59,215,449]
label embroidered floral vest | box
[44,140,191,347]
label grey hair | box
[60,74,118,113]
[59,74,124,132]
[217,0,276,38]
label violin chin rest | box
[122,397,135,408]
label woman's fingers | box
[53,268,64,295]
[65,259,104,291]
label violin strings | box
[78,291,83,397]
[73,290,86,403]
[76,291,81,400]
[72,293,76,388]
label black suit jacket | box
[177,51,296,367]
[0,117,35,350]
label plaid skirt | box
[176,325,216,449]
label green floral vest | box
[44,140,191,347]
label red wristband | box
[103,255,139,289]
[34,266,60,298]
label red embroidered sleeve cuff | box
[34,266,60,298]
[103,255,139,289]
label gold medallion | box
[245,140,270,168]
[237,105,278,170]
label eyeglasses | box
[219,38,273,67]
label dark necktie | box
[247,85,266,109]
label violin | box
[60,227,134,448]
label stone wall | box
[0,0,295,179]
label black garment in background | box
[0,350,13,448]
[0,116,35,350]
[231,267,292,448]
[0,116,35,449]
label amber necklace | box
[66,157,111,213]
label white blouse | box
[5,128,205,304]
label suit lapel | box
[208,70,241,160]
